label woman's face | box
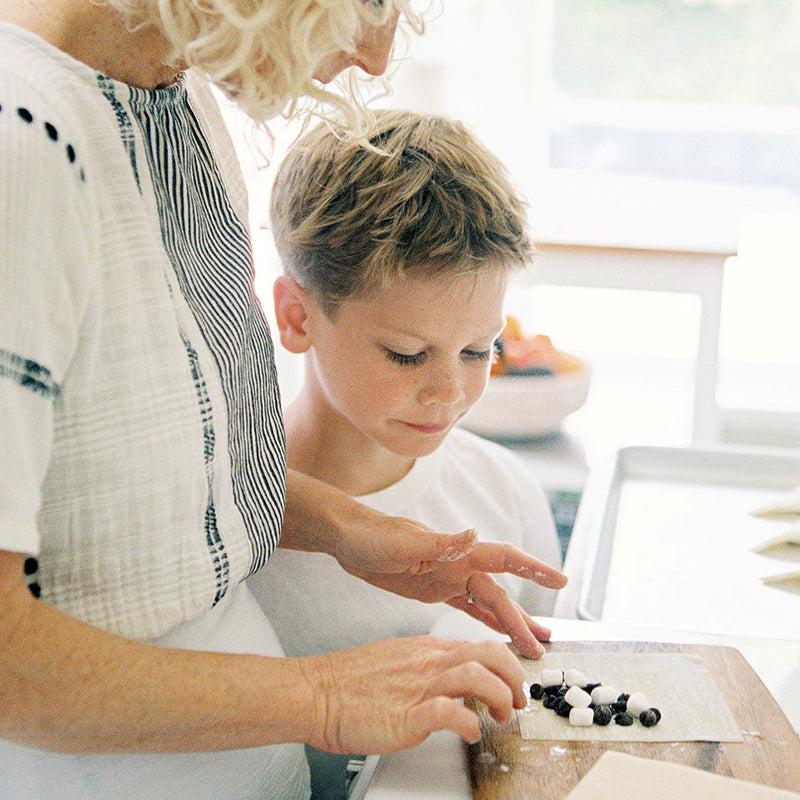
[313,9,400,83]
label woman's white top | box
[251,426,562,657]
[0,23,309,799]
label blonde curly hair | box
[104,0,422,125]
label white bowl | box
[459,365,591,439]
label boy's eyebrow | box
[378,322,505,344]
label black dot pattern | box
[23,557,38,575]
[28,581,41,598]
[0,101,86,183]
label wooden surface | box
[466,641,800,800]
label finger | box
[447,596,552,650]
[526,613,552,642]
[441,640,527,709]
[447,594,507,635]
[466,542,568,589]
[408,696,482,745]
[467,573,545,660]
[425,662,514,723]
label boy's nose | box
[419,370,466,407]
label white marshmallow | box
[541,669,563,688]
[564,686,592,708]
[564,668,588,687]
[626,692,650,716]
[569,707,594,727]
[590,685,618,705]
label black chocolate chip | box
[614,712,634,726]
[593,705,613,726]
[639,709,659,727]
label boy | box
[249,108,563,800]
[252,109,562,655]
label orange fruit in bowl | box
[494,316,582,377]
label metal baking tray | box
[576,445,800,640]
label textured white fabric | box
[251,427,562,658]
[0,23,308,800]
[0,22,287,642]
[0,582,311,800]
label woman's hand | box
[333,513,567,659]
[297,635,527,754]
[281,470,567,658]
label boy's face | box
[304,266,507,458]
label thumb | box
[436,528,478,563]
[400,527,477,576]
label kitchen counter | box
[352,612,800,800]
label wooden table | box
[352,614,800,800]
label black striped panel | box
[0,348,61,398]
[125,85,286,575]
[182,334,230,602]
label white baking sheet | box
[518,652,742,743]
[577,446,800,640]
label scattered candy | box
[569,707,594,727]
[564,668,588,687]
[593,705,613,726]
[564,686,592,708]
[639,709,659,727]
[626,692,650,717]
[590,685,618,705]
[541,669,564,688]
[525,668,662,731]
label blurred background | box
[218,0,800,522]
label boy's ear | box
[273,276,314,354]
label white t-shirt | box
[250,427,562,658]
[0,23,309,799]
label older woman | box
[0,1,566,798]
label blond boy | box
[249,109,562,662]
[247,108,563,800]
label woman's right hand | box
[295,635,526,754]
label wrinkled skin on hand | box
[298,635,528,754]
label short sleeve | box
[0,86,96,554]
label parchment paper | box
[517,653,742,742]
[565,751,800,800]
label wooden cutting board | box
[465,641,800,799]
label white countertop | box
[355,612,800,800]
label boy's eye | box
[462,348,493,362]
[385,349,426,366]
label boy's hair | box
[270,109,533,316]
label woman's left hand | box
[334,513,567,659]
